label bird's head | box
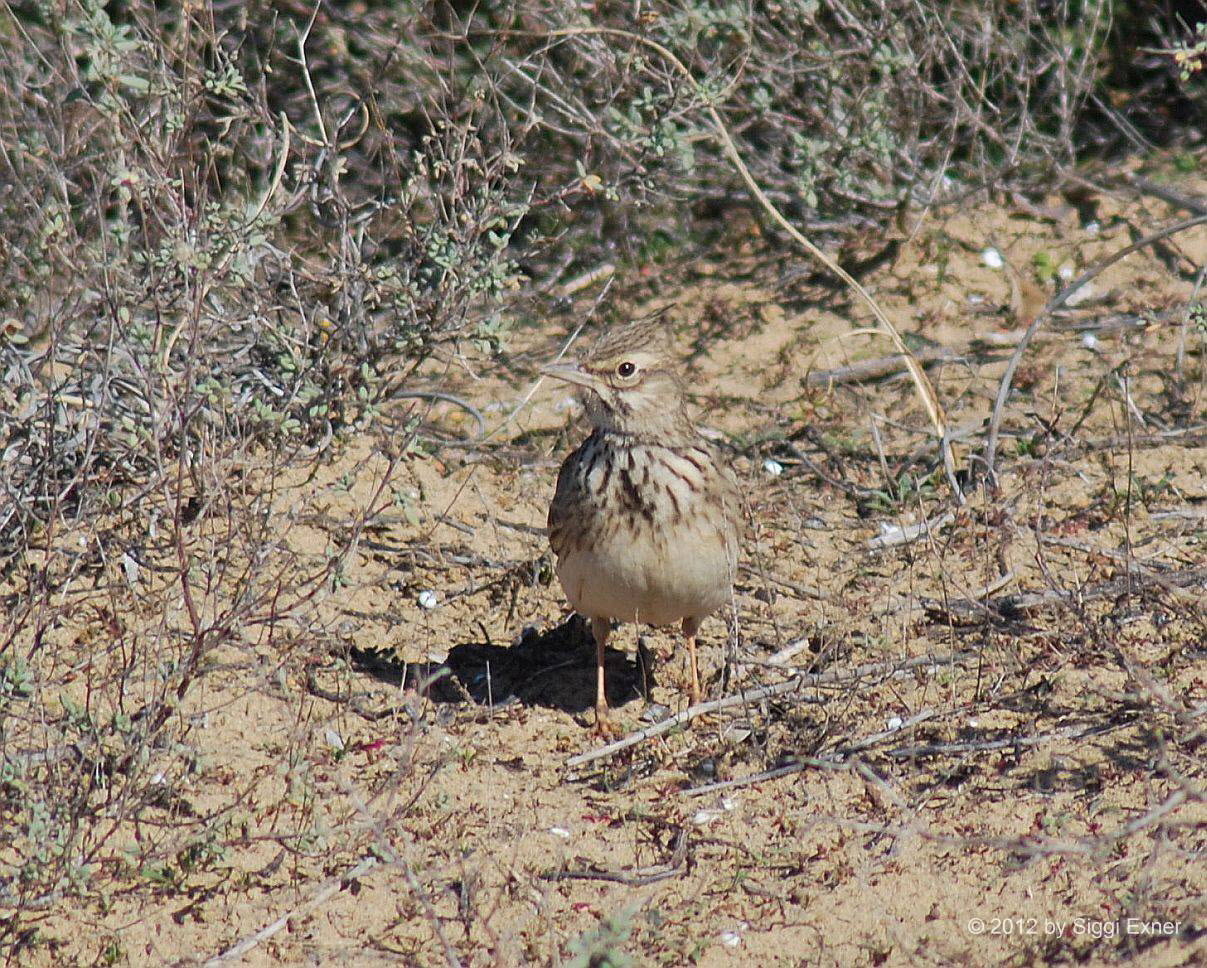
[541,318,691,439]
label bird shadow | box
[348,614,653,715]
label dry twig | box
[566,652,974,768]
[540,827,689,886]
[684,709,940,797]
[204,857,381,967]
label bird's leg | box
[590,616,620,737]
[682,616,702,705]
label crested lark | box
[542,318,741,735]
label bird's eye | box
[616,361,637,378]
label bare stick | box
[867,510,956,550]
[565,652,973,768]
[540,827,689,885]
[884,717,1132,759]
[916,565,1207,624]
[805,347,960,387]
[1124,175,1207,216]
[390,390,487,439]
[204,857,379,967]
[683,709,939,796]
[841,786,1197,860]
[683,758,841,797]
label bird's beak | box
[539,359,599,391]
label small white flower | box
[549,826,571,839]
[1081,332,1099,351]
[1058,265,1075,281]
[981,247,1004,269]
[886,716,903,730]
[720,931,743,948]
[762,458,784,477]
[417,590,440,610]
[1084,221,1100,236]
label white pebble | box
[121,552,140,584]
[1084,221,1100,236]
[1063,283,1095,307]
[1058,265,1075,281]
[981,247,1004,269]
[1081,332,1100,351]
[877,522,906,543]
[693,808,728,826]
[325,728,345,751]
[720,931,743,948]
[417,590,440,610]
[722,723,752,743]
[886,716,903,730]
[549,826,571,839]
[762,458,784,477]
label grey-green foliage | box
[0,0,536,908]
[564,909,636,968]
[479,0,1115,229]
[0,0,531,565]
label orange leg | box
[590,617,619,737]
[682,616,702,705]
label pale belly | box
[555,524,734,626]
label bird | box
[542,317,741,736]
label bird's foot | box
[592,706,623,740]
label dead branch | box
[1123,175,1207,216]
[565,652,975,768]
[867,510,956,550]
[539,827,689,886]
[204,856,381,967]
[919,565,1207,624]
[683,709,940,797]
[805,347,962,387]
[883,717,1134,759]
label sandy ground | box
[4,180,1205,966]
